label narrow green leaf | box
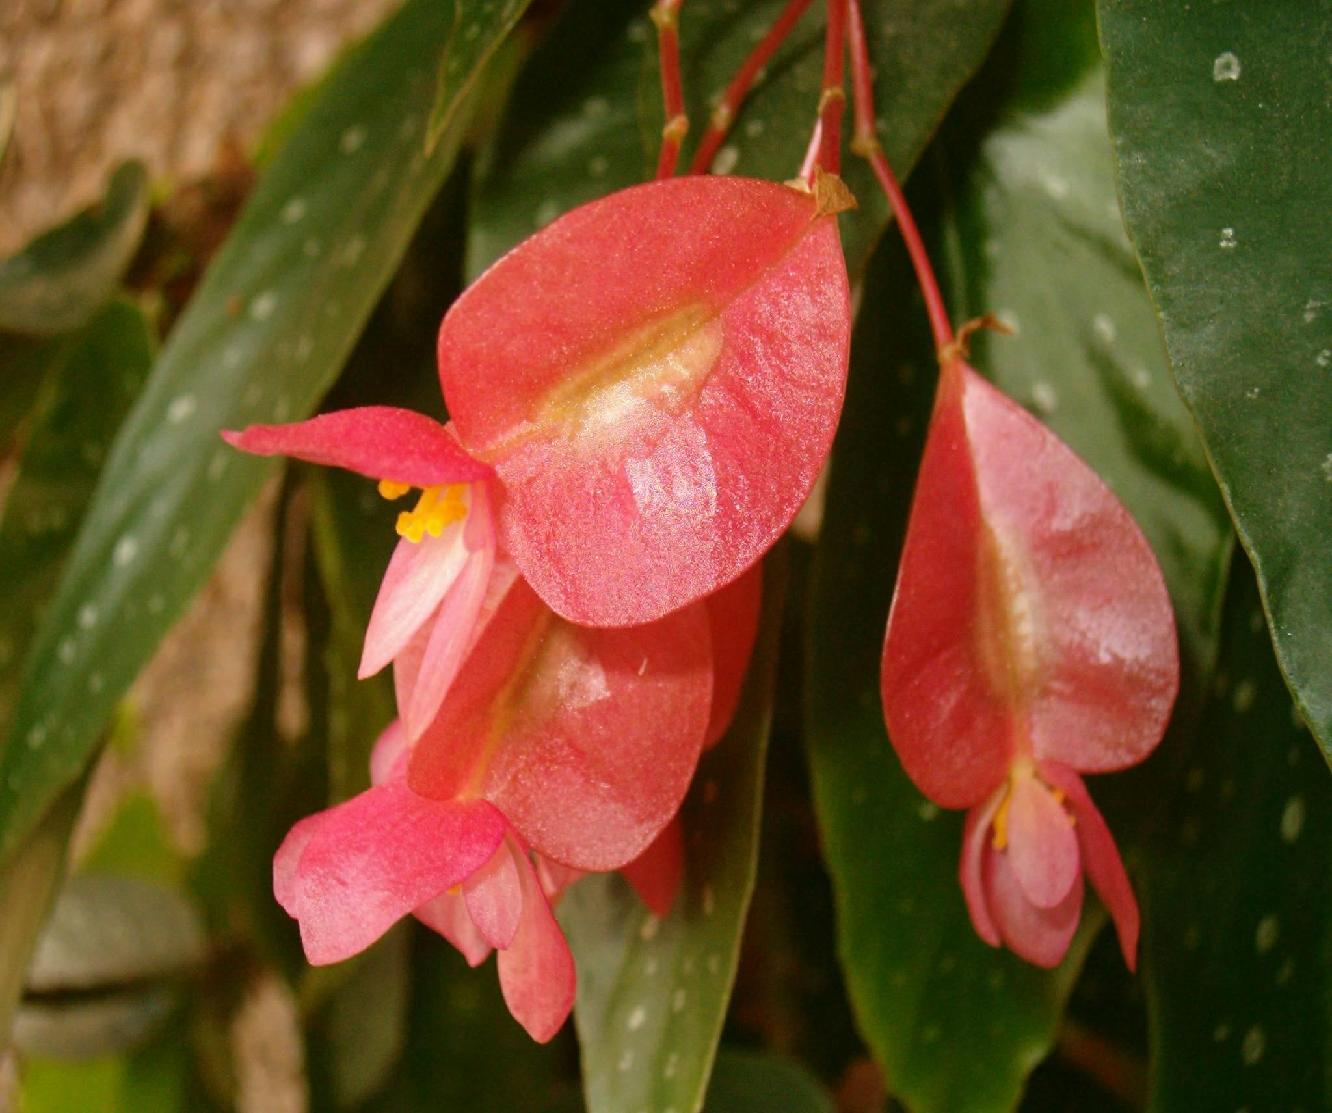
[806,6,1228,1107]
[562,555,786,1113]
[1139,564,1330,1112]
[1099,0,1332,756]
[0,0,530,863]
[468,0,1010,277]
[0,162,149,337]
[0,785,79,1048]
[426,0,531,150]
[0,300,154,735]
[23,875,204,994]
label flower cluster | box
[225,174,850,1038]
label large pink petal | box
[274,783,506,965]
[621,817,684,919]
[414,890,491,967]
[1041,762,1140,971]
[360,524,470,680]
[704,566,762,749]
[960,367,1178,771]
[439,176,849,627]
[881,368,1014,807]
[463,837,523,951]
[496,843,576,1043]
[222,407,491,486]
[368,720,409,787]
[407,574,712,871]
[1006,771,1080,909]
[984,837,1083,969]
[959,790,1004,948]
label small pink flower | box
[881,361,1178,969]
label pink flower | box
[223,408,496,741]
[229,175,849,637]
[881,361,1178,969]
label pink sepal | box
[1041,762,1140,971]
[222,407,491,486]
[983,836,1083,969]
[496,841,577,1043]
[621,817,684,919]
[704,567,762,749]
[414,890,492,967]
[1006,772,1080,909]
[959,790,1003,948]
[464,837,523,951]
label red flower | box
[881,361,1178,969]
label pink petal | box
[273,783,506,965]
[463,837,523,951]
[407,574,712,871]
[984,836,1083,969]
[1041,762,1140,971]
[439,176,850,627]
[1005,770,1080,909]
[368,719,409,787]
[621,817,684,919]
[704,566,762,749]
[415,889,492,967]
[222,407,491,486]
[496,843,576,1043]
[360,524,470,680]
[959,367,1179,772]
[959,790,1004,948]
[536,857,584,901]
[402,535,495,740]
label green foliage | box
[468,0,1010,276]
[562,556,785,1113]
[0,0,527,865]
[1099,0,1332,757]
[0,162,149,337]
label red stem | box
[688,0,814,174]
[811,0,847,177]
[846,0,954,352]
[653,0,689,179]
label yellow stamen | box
[378,479,411,500]
[992,785,1013,851]
[389,483,468,543]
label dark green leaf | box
[0,300,154,736]
[562,555,785,1113]
[0,0,530,863]
[1099,0,1332,756]
[806,5,1227,1105]
[0,162,149,337]
[704,1049,835,1113]
[468,0,1010,277]
[1138,564,1330,1112]
[426,0,532,150]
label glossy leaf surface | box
[469,0,1010,278]
[562,556,784,1113]
[0,162,149,337]
[1137,564,1330,1112]
[443,175,848,626]
[1099,0,1332,757]
[0,0,529,862]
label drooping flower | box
[272,559,713,1037]
[223,407,496,740]
[880,359,1178,969]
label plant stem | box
[652,0,688,179]
[813,0,848,177]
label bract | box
[438,176,851,626]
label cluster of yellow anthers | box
[378,480,468,543]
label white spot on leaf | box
[166,395,197,424]
[1213,52,1241,82]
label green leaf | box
[1138,563,1331,1112]
[703,1049,835,1113]
[468,0,1010,277]
[0,300,154,736]
[562,555,786,1113]
[426,0,532,151]
[1099,1,1332,756]
[14,988,175,1060]
[23,874,204,995]
[806,5,1230,1107]
[0,785,80,1049]
[0,0,531,864]
[0,162,149,337]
